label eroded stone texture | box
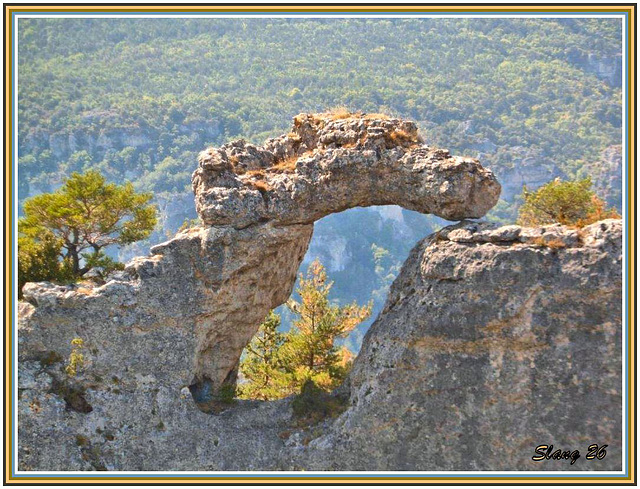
[193,114,501,227]
[301,219,623,470]
[17,220,623,471]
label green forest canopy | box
[18,18,621,205]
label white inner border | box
[11,11,628,478]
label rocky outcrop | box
[18,219,623,471]
[19,113,500,415]
[17,114,623,472]
[193,113,500,227]
[303,218,622,470]
[20,116,221,163]
[567,49,623,87]
[585,145,623,210]
[496,146,567,201]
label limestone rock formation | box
[302,218,623,470]
[16,112,622,472]
[193,113,500,227]
[17,219,623,471]
[20,113,500,415]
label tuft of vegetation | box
[75,434,90,447]
[216,383,237,405]
[517,177,620,227]
[249,180,273,195]
[65,338,85,378]
[50,376,93,413]
[37,350,64,368]
[531,236,568,249]
[321,106,353,121]
[177,217,202,232]
[383,128,421,148]
[271,154,300,173]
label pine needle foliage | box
[239,259,372,400]
[237,311,294,401]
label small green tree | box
[238,311,294,400]
[281,260,371,392]
[239,260,372,400]
[17,231,73,297]
[517,177,619,227]
[18,170,157,291]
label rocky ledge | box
[18,219,622,470]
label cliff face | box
[18,219,622,471]
[303,218,622,470]
[17,114,622,472]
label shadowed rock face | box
[193,114,501,227]
[17,220,622,471]
[20,113,499,413]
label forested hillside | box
[17,17,623,350]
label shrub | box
[65,338,85,377]
[291,379,348,427]
[18,232,74,298]
[517,177,619,227]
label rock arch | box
[20,113,500,413]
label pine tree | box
[18,170,157,292]
[239,259,372,400]
[281,259,371,392]
[238,311,293,400]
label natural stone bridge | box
[21,113,500,413]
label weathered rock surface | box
[193,113,500,228]
[301,218,623,470]
[18,219,622,471]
